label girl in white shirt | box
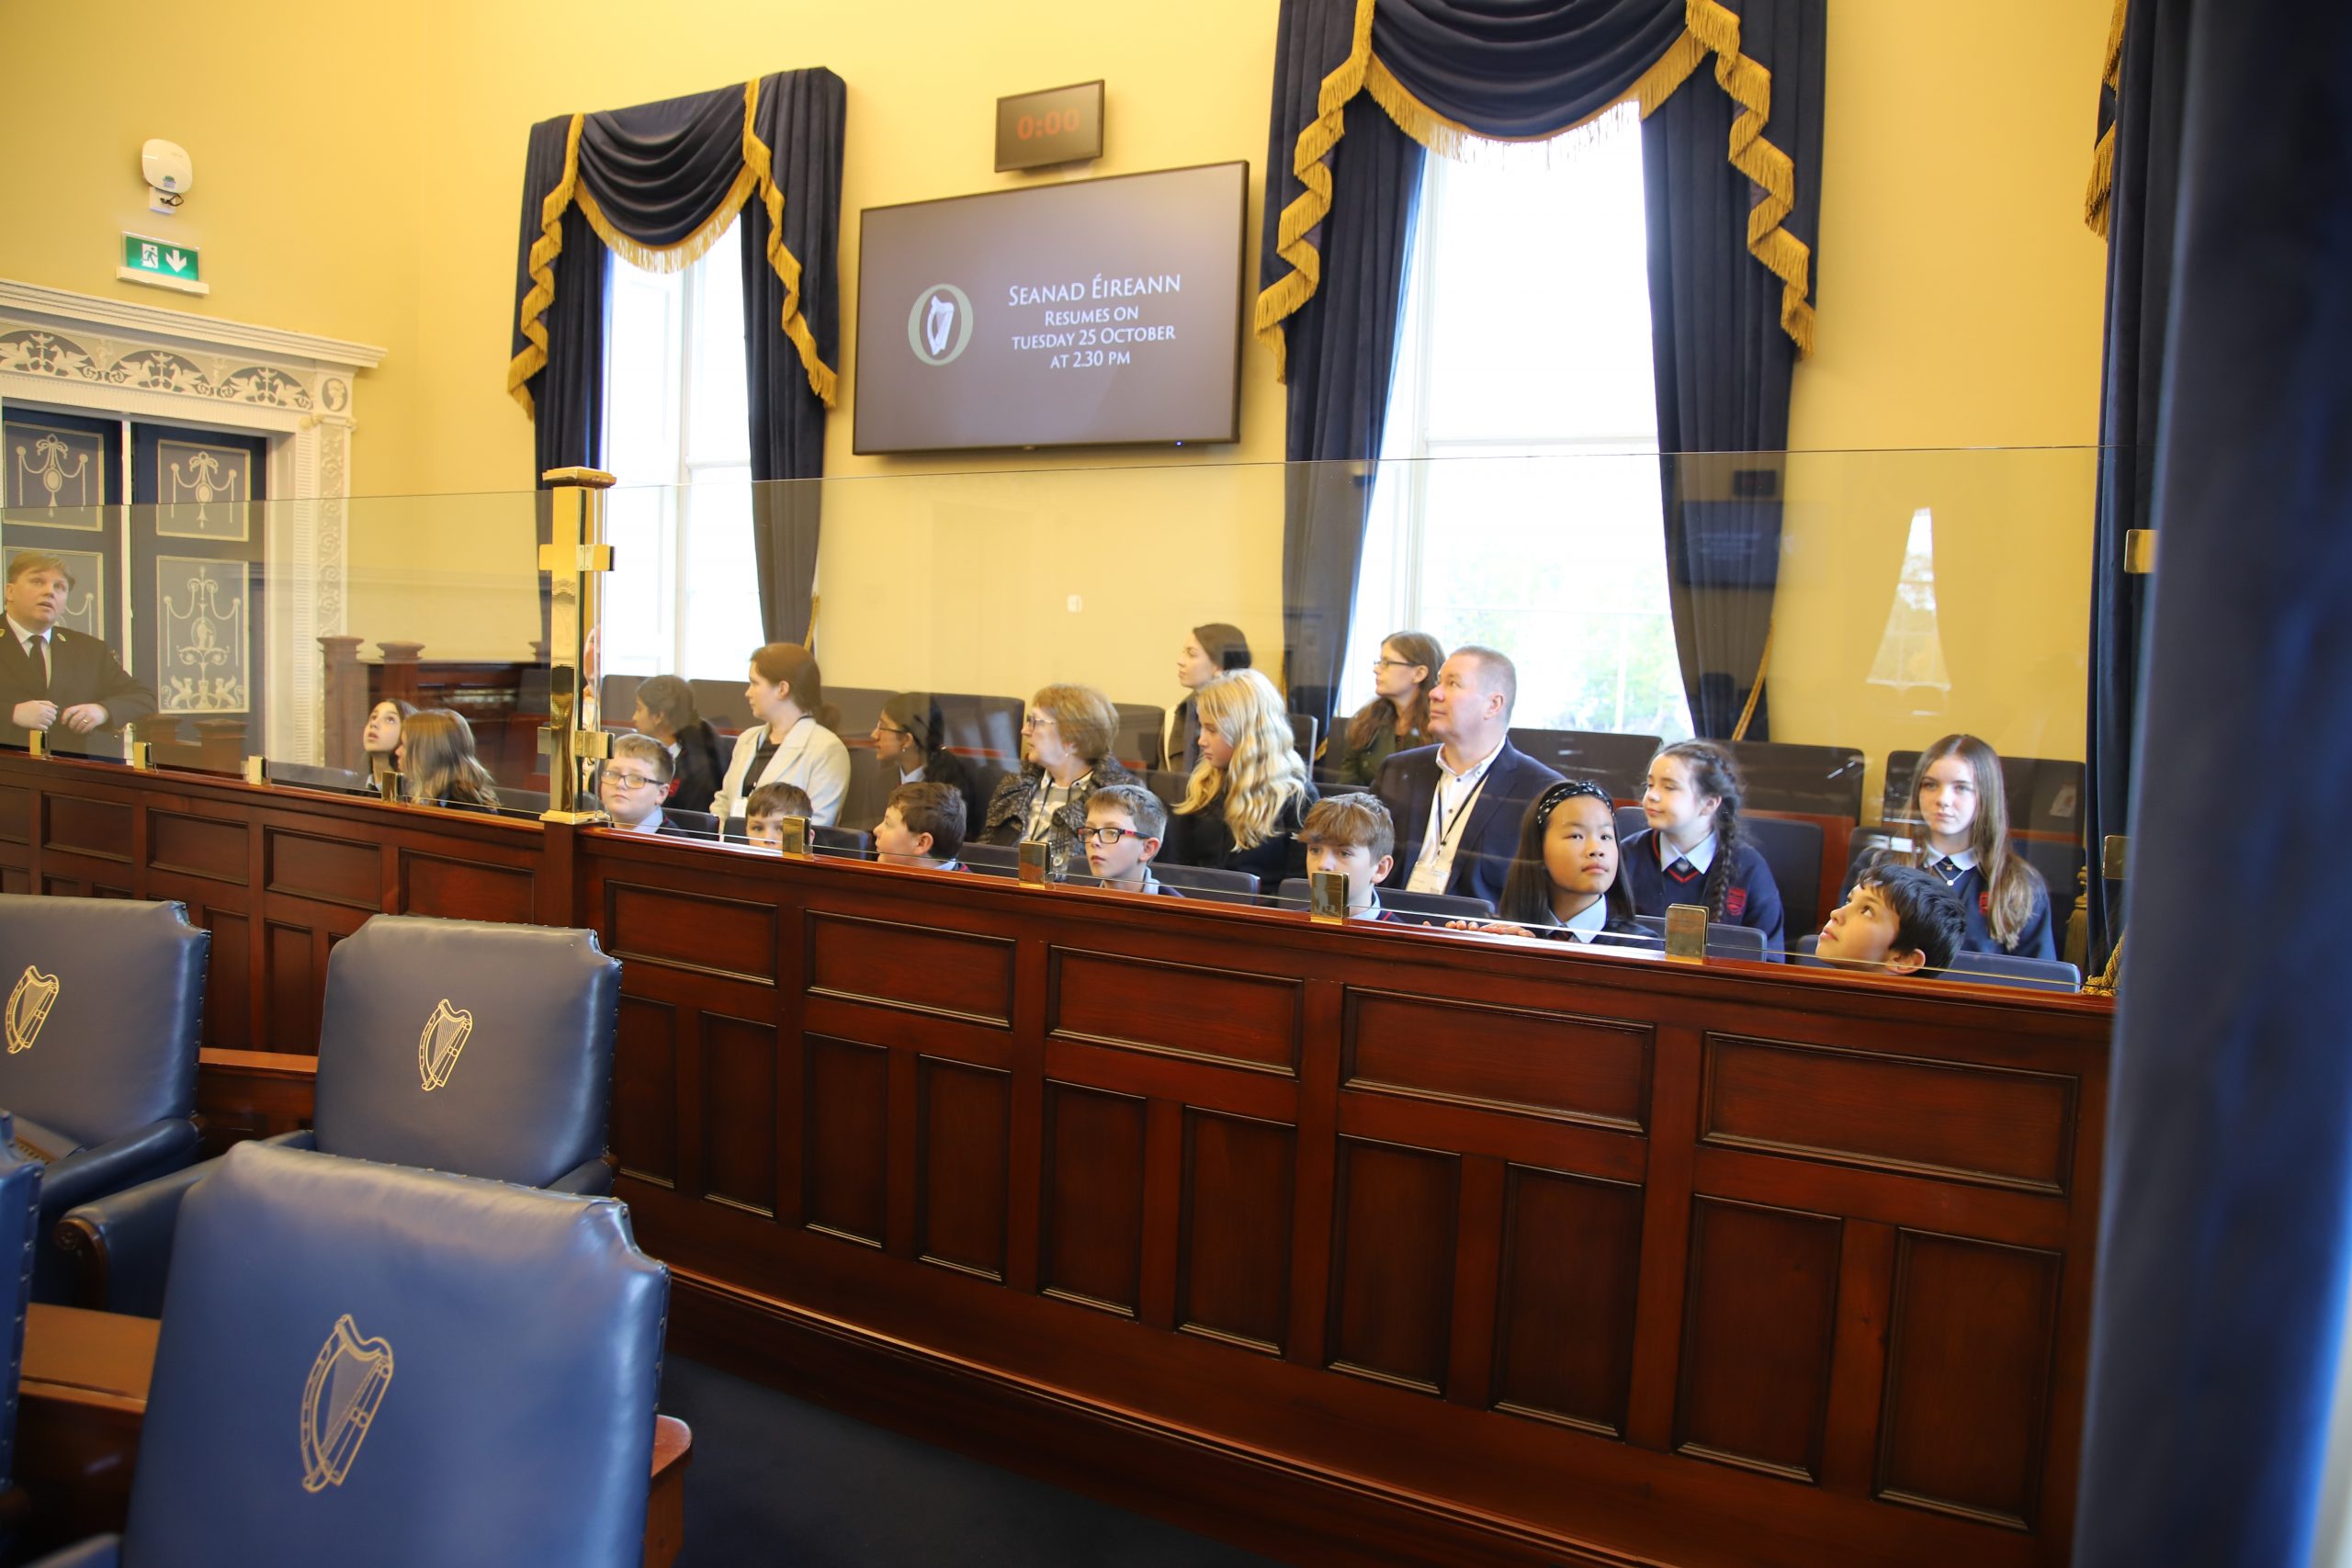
[715,642,852,826]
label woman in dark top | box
[1162,669,1316,887]
[1165,622,1250,773]
[630,673,725,815]
[1329,630,1442,786]
[395,708,501,813]
[871,691,987,833]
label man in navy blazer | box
[1,550,156,753]
[1372,646,1563,909]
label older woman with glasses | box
[978,682,1137,877]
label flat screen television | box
[854,162,1247,455]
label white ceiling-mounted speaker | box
[141,139,193,213]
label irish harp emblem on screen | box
[415,998,473,1091]
[906,282,974,366]
[300,1313,395,1493]
[6,964,59,1054]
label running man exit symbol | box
[119,231,204,291]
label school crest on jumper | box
[300,1314,395,1493]
[415,998,473,1091]
[1725,887,1748,919]
[6,964,60,1054]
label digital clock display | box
[996,82,1103,172]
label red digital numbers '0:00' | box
[1018,109,1079,141]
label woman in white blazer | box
[715,642,852,825]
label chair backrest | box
[1723,739,1868,820]
[936,693,1026,766]
[1883,750,2086,840]
[1381,887,1496,920]
[1509,728,1661,801]
[269,760,372,794]
[596,672,647,730]
[1145,863,1259,904]
[1113,702,1168,770]
[1633,913,1769,961]
[312,915,619,1189]
[1288,712,1319,766]
[826,684,894,741]
[125,1143,666,1567]
[500,784,552,816]
[960,841,1021,877]
[812,825,874,857]
[0,895,207,1147]
[689,677,756,736]
[660,807,721,838]
[1940,949,2084,992]
[1744,812,1826,939]
[0,1111,37,1489]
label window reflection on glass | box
[1866,507,1951,696]
[1345,105,1693,741]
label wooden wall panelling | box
[6,755,2126,1568]
[1672,1197,1844,1482]
[1039,1081,1148,1316]
[1176,1107,1295,1354]
[1491,1165,1647,1435]
[1326,1136,1461,1394]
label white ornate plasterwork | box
[0,279,384,761]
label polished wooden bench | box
[3,750,2112,1568]
[14,1303,692,1564]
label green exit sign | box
[119,231,208,295]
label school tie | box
[1668,856,1697,880]
[1934,856,1960,879]
[25,632,49,693]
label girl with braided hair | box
[1620,740,1786,954]
[1162,668,1317,886]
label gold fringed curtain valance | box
[506,77,837,415]
[2085,0,2130,237]
[1255,0,1815,382]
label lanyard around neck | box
[1431,763,1493,853]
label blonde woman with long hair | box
[1162,668,1317,886]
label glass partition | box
[3,447,2098,992]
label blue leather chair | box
[62,914,620,1316]
[30,1142,669,1568]
[3,1111,41,1498]
[0,896,207,1303]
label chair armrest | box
[40,1118,201,1214]
[546,1153,615,1196]
[56,1128,317,1314]
[26,1535,123,1567]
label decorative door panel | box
[130,423,265,765]
[2,405,126,663]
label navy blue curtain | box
[509,73,845,641]
[1258,0,1822,738]
[2083,1,2190,974]
[1643,0,1821,739]
[742,69,845,646]
[2073,0,2352,1562]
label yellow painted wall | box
[0,0,2112,760]
[1778,0,2110,806]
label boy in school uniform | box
[1298,794,1400,922]
[1815,864,1966,975]
[741,781,816,853]
[875,782,967,872]
[598,735,707,838]
[1081,783,1183,897]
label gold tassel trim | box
[1730,616,1772,741]
[741,77,842,410]
[506,112,585,418]
[1253,0,1815,383]
[507,81,842,417]
[2085,0,2130,238]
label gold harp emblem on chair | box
[300,1313,395,1493]
[6,965,60,1054]
[415,998,473,1091]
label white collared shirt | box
[624,809,664,836]
[1406,741,1502,894]
[1928,843,1979,880]
[7,614,53,667]
[1560,899,1610,942]
[1348,886,1385,921]
[1658,830,1718,875]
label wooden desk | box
[17,1304,692,1565]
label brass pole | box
[538,467,616,825]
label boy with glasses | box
[1080,783,1182,897]
[598,735,700,837]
